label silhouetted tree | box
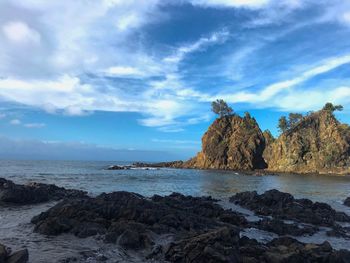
[211,99,233,117]
[322,102,343,112]
[278,116,289,133]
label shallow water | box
[1,160,350,262]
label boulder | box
[0,244,28,263]
[344,197,350,207]
[0,178,87,205]
[230,189,350,226]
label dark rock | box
[132,161,184,168]
[254,218,318,236]
[0,178,87,205]
[31,191,247,251]
[6,250,28,263]
[165,227,240,263]
[344,197,350,207]
[230,189,350,227]
[0,244,28,263]
[30,189,350,262]
[106,165,127,170]
[326,224,350,238]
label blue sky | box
[1,0,350,161]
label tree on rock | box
[323,102,343,113]
[288,113,303,127]
[211,99,233,117]
[278,116,289,133]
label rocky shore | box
[0,244,28,263]
[0,178,87,205]
[2,178,350,262]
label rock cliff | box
[263,110,350,174]
[184,113,267,170]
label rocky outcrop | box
[31,192,247,240]
[345,197,350,207]
[184,114,267,170]
[31,189,350,262]
[263,110,350,174]
[133,161,184,168]
[230,189,350,229]
[0,243,28,263]
[0,178,87,205]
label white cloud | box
[10,119,21,125]
[2,21,41,45]
[23,123,46,128]
[104,66,143,77]
[188,0,270,8]
[217,54,350,104]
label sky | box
[1,0,350,161]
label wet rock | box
[132,161,184,168]
[31,191,246,251]
[0,178,87,205]
[165,227,240,263]
[0,244,28,263]
[6,249,28,263]
[239,236,350,263]
[30,189,350,262]
[344,197,350,207]
[106,165,128,170]
[230,189,350,227]
[254,218,318,236]
[326,224,350,238]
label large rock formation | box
[184,113,267,170]
[263,110,350,174]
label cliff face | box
[185,114,267,170]
[263,110,350,174]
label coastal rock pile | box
[0,243,28,263]
[0,178,87,205]
[183,114,267,170]
[230,189,350,226]
[30,189,350,262]
[31,192,247,240]
[230,189,350,239]
[344,197,350,207]
[264,110,350,174]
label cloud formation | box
[1,0,350,133]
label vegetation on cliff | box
[264,103,350,174]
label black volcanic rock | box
[230,189,350,227]
[344,197,350,207]
[0,178,87,205]
[254,218,318,236]
[0,243,28,263]
[30,189,350,262]
[31,192,247,247]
